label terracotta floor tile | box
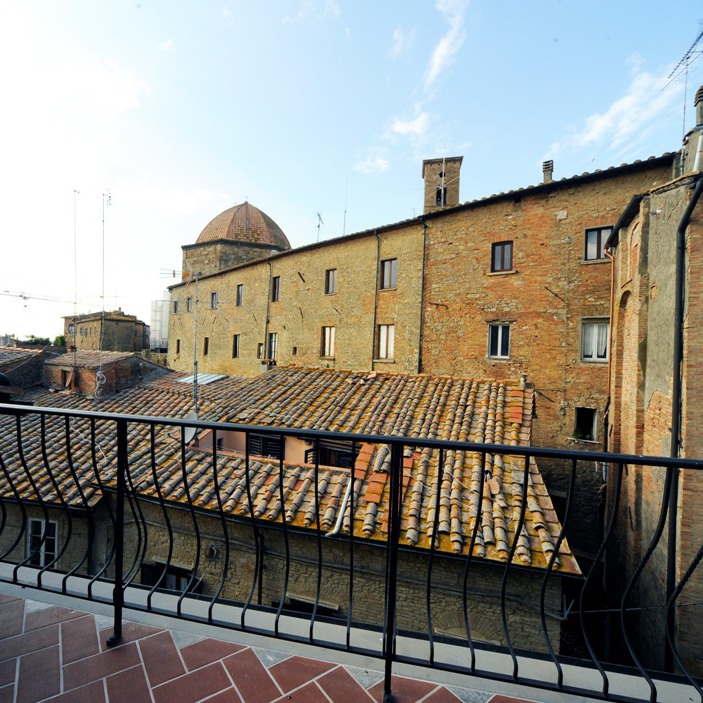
[63,641,140,690]
[106,664,151,703]
[368,675,435,703]
[61,615,99,664]
[0,600,24,638]
[272,681,329,702]
[0,624,59,662]
[0,685,13,703]
[0,595,19,606]
[0,659,15,687]
[152,662,231,703]
[222,649,281,703]
[17,644,60,702]
[98,622,164,651]
[422,687,464,703]
[489,697,536,703]
[269,655,336,693]
[200,688,242,703]
[317,666,375,702]
[24,606,82,632]
[180,638,245,671]
[139,630,186,687]
[44,680,107,703]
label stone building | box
[606,88,703,674]
[64,310,150,353]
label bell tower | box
[422,156,463,214]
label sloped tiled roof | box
[0,346,42,368]
[0,368,578,574]
[45,351,135,369]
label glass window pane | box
[500,326,509,357]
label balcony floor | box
[0,591,583,703]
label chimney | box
[696,85,703,127]
[542,160,554,183]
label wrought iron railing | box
[0,402,701,703]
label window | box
[574,408,597,441]
[27,519,57,568]
[271,276,280,302]
[305,439,358,469]
[176,339,181,355]
[173,300,179,314]
[321,326,336,357]
[377,324,395,360]
[203,337,209,356]
[141,562,201,594]
[267,332,278,361]
[236,284,243,306]
[67,323,75,335]
[232,334,240,358]
[491,241,513,272]
[325,268,337,295]
[210,292,218,309]
[186,297,192,312]
[436,186,447,206]
[585,226,612,261]
[248,432,284,459]
[380,258,397,290]
[257,342,264,359]
[488,323,510,359]
[581,319,609,361]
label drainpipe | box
[417,218,427,374]
[371,230,380,369]
[666,174,703,670]
[326,476,355,537]
[264,261,272,367]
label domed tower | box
[181,201,291,277]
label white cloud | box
[158,39,174,51]
[391,111,430,138]
[390,28,415,60]
[548,61,683,159]
[354,152,390,174]
[285,0,340,23]
[222,5,234,27]
[424,0,469,90]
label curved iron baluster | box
[620,466,675,703]
[13,414,53,586]
[273,432,291,638]
[208,429,232,623]
[309,438,322,643]
[146,424,175,610]
[426,447,445,665]
[579,461,624,698]
[87,417,117,597]
[539,456,577,689]
[665,533,703,701]
[0,435,29,562]
[240,438,263,630]
[176,426,202,617]
[462,450,486,673]
[500,453,530,680]
[122,426,149,587]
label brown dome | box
[196,201,290,251]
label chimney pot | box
[696,86,703,127]
[542,160,554,183]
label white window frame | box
[488,323,510,359]
[236,284,243,306]
[379,259,397,290]
[267,332,278,361]
[210,292,218,309]
[27,518,57,568]
[581,319,609,362]
[377,324,395,360]
[321,326,336,358]
[325,269,337,295]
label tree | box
[53,335,66,347]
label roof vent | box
[542,160,554,184]
[695,85,703,127]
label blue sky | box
[1,1,702,339]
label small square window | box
[210,292,218,309]
[232,334,240,358]
[488,324,510,359]
[581,319,609,361]
[377,324,395,360]
[380,259,397,290]
[236,284,243,306]
[271,276,280,302]
[491,241,513,272]
[574,408,597,441]
[321,326,336,357]
[325,269,337,295]
[585,227,612,261]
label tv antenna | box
[664,27,703,139]
[316,212,324,242]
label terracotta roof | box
[195,202,291,251]
[0,368,578,574]
[45,351,137,369]
[0,347,42,368]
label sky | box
[1,1,702,340]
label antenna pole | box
[192,272,199,416]
[316,212,324,242]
